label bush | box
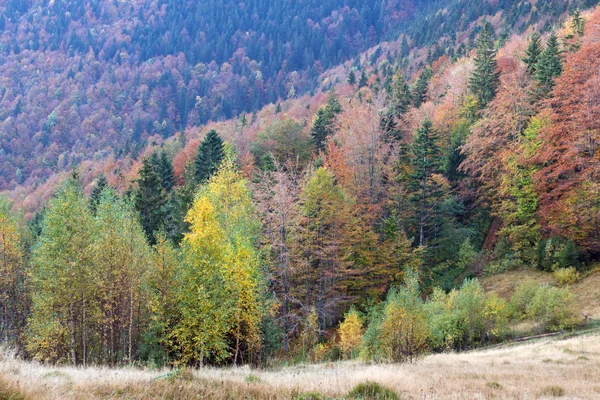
[525,284,578,332]
[338,308,363,359]
[509,280,539,318]
[537,238,580,272]
[553,267,580,285]
[347,382,399,400]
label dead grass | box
[481,268,600,319]
[2,333,599,399]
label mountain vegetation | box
[0,0,598,372]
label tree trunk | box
[69,303,77,365]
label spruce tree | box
[406,119,445,247]
[523,33,542,75]
[310,90,342,151]
[90,174,108,214]
[469,23,500,108]
[347,70,356,86]
[535,33,562,97]
[135,157,169,244]
[156,151,175,192]
[358,70,368,88]
[195,129,225,184]
[412,67,433,108]
[392,72,412,117]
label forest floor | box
[1,331,599,399]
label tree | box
[134,157,169,245]
[175,159,264,365]
[358,69,368,88]
[412,67,433,108]
[405,119,446,247]
[0,197,27,352]
[523,33,542,75]
[347,70,356,86]
[90,174,109,214]
[94,189,151,365]
[145,234,180,365]
[195,129,225,184]
[310,90,342,151]
[338,308,363,358]
[251,119,313,171]
[534,33,562,97]
[469,23,500,108]
[28,177,97,365]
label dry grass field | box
[1,332,599,399]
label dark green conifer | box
[469,23,500,108]
[195,129,225,184]
[134,157,169,244]
[535,33,562,97]
[310,90,342,151]
[523,33,542,75]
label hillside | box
[0,0,599,381]
[0,0,594,191]
[1,332,599,399]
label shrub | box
[379,287,430,363]
[525,284,579,332]
[539,386,565,397]
[338,308,364,359]
[537,238,580,272]
[553,267,580,285]
[509,280,539,318]
[347,382,399,400]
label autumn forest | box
[0,0,599,373]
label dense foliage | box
[0,0,597,368]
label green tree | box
[195,129,225,184]
[144,234,180,365]
[535,33,562,97]
[90,174,109,214]
[310,90,342,151]
[469,23,500,108]
[412,67,433,108]
[28,177,97,365]
[522,33,542,75]
[0,197,28,351]
[358,70,368,88]
[347,70,356,86]
[175,159,264,365]
[134,157,169,245]
[405,119,446,247]
[94,189,151,365]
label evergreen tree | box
[392,72,412,117]
[405,119,446,247]
[572,9,585,37]
[523,33,542,75]
[469,23,500,108]
[157,151,175,192]
[412,67,433,108]
[358,69,368,88]
[90,174,108,214]
[195,129,225,184]
[310,90,342,151]
[347,70,356,86]
[535,33,562,97]
[135,157,169,245]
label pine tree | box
[195,129,225,184]
[135,157,169,245]
[572,9,585,37]
[358,70,368,88]
[412,67,433,108]
[391,72,412,117]
[347,70,356,86]
[469,23,500,108]
[310,90,342,151]
[157,151,175,192]
[523,33,542,75]
[535,33,562,97]
[406,119,446,247]
[90,174,109,214]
